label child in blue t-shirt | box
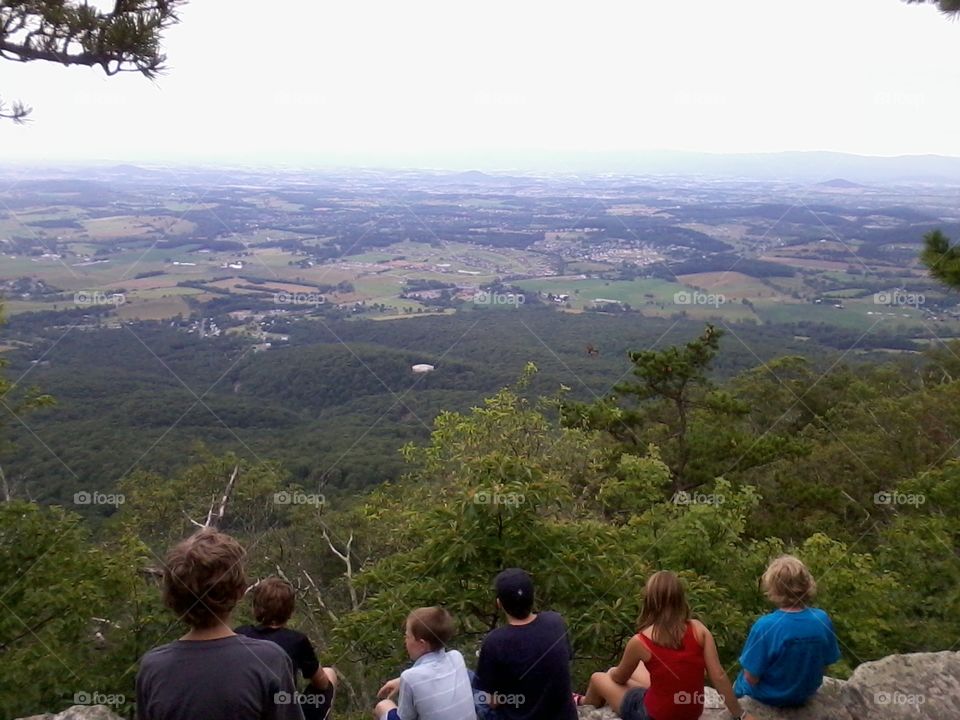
[734,555,841,707]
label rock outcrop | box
[18,707,124,720]
[16,652,960,720]
[577,651,960,720]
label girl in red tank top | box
[578,571,752,720]
[637,621,704,720]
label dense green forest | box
[1,309,866,504]
[1,315,959,718]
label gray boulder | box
[844,650,960,720]
[577,651,960,720]
[739,678,853,720]
[17,706,124,720]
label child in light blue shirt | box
[375,607,476,720]
[734,555,841,707]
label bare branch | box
[212,465,239,526]
[0,464,9,502]
[300,566,339,623]
[183,509,206,529]
[321,527,360,611]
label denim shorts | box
[619,687,653,720]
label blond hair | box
[762,555,817,608]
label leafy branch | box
[0,0,186,120]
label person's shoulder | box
[483,624,511,645]
[689,618,710,643]
[400,662,423,686]
[753,609,781,627]
[287,627,312,645]
[446,649,467,667]
[139,640,178,669]
[236,634,292,662]
[807,607,834,626]
[234,624,255,637]
[539,610,568,628]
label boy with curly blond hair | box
[734,555,841,707]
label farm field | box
[3,167,960,348]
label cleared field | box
[1,299,61,315]
[369,309,456,321]
[678,271,787,300]
[115,296,191,320]
[760,256,858,271]
[514,277,678,306]
[752,299,933,331]
[135,286,203,299]
[512,277,758,321]
[206,278,322,294]
[81,216,196,239]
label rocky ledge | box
[579,651,960,720]
[17,652,960,720]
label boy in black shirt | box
[237,577,338,720]
[475,569,577,720]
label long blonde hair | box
[637,571,690,649]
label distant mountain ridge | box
[481,149,960,183]
[5,150,960,184]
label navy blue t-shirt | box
[475,611,577,720]
[734,607,841,707]
[235,625,321,682]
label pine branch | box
[905,0,960,15]
[0,0,185,121]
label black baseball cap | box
[494,568,534,603]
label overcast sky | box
[2,0,959,167]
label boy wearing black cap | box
[474,569,577,720]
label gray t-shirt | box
[136,634,305,720]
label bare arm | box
[377,677,401,700]
[310,666,331,691]
[609,635,649,686]
[696,621,751,720]
[743,669,759,686]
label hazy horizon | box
[2,0,959,167]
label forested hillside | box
[2,323,958,718]
[1,310,849,502]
